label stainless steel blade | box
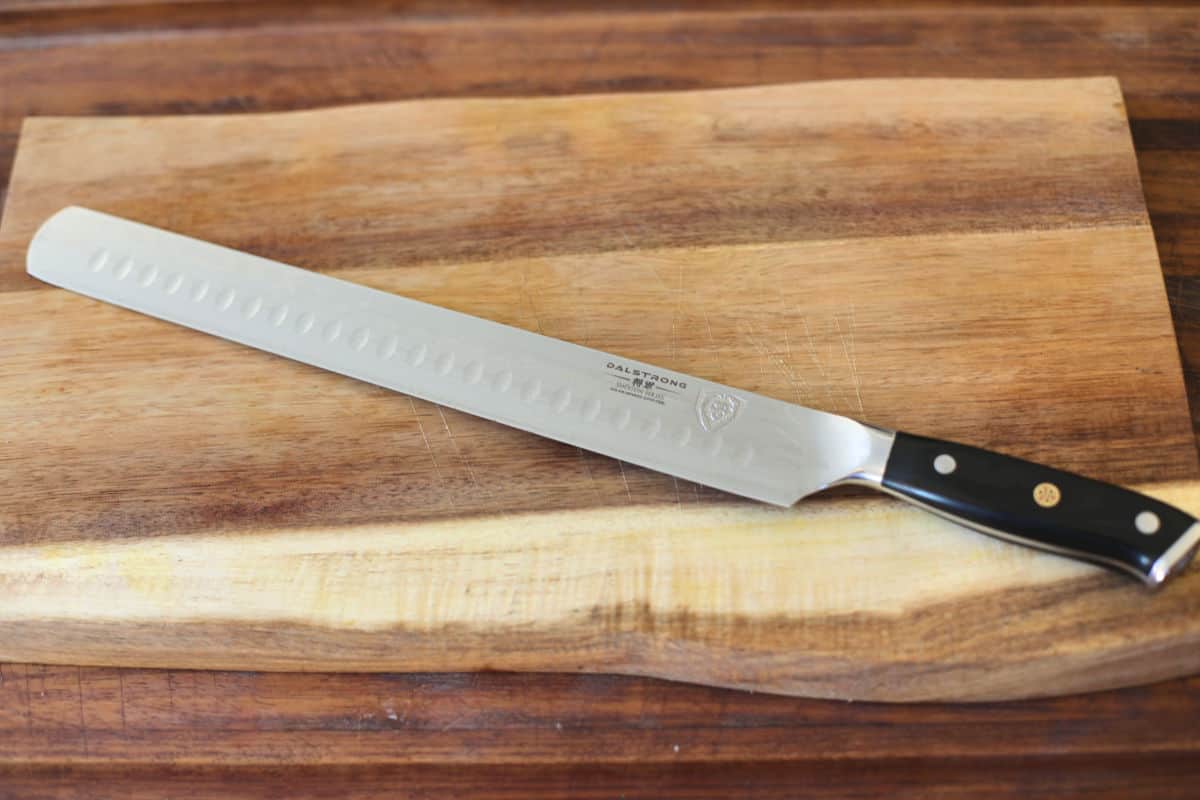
[27,206,893,506]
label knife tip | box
[26,205,98,281]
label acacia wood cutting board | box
[1,77,1198,702]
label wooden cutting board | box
[1,77,1197,702]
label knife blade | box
[26,207,1200,587]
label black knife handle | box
[880,432,1200,586]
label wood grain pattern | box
[1,666,1199,795]
[1,77,1196,702]
[3,484,1200,702]
[2,4,1200,796]
[0,78,1156,291]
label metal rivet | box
[933,454,957,475]
[1033,482,1061,508]
[1135,511,1161,535]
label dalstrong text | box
[605,362,688,390]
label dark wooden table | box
[2,2,1199,797]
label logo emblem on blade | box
[696,391,743,432]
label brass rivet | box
[1033,482,1061,508]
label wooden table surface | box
[2,2,1199,797]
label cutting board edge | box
[4,74,1128,127]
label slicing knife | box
[25,207,1200,586]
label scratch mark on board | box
[741,313,807,406]
[23,664,32,733]
[118,670,127,732]
[836,305,866,417]
[648,262,674,295]
[520,262,545,336]
[76,667,88,756]
[799,316,839,412]
[576,447,603,504]
[616,459,634,503]
[703,311,727,384]
[577,285,594,349]
[407,397,455,508]
[671,475,685,510]
[435,405,483,494]
[671,261,684,366]
[407,398,438,464]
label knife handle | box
[879,432,1200,587]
